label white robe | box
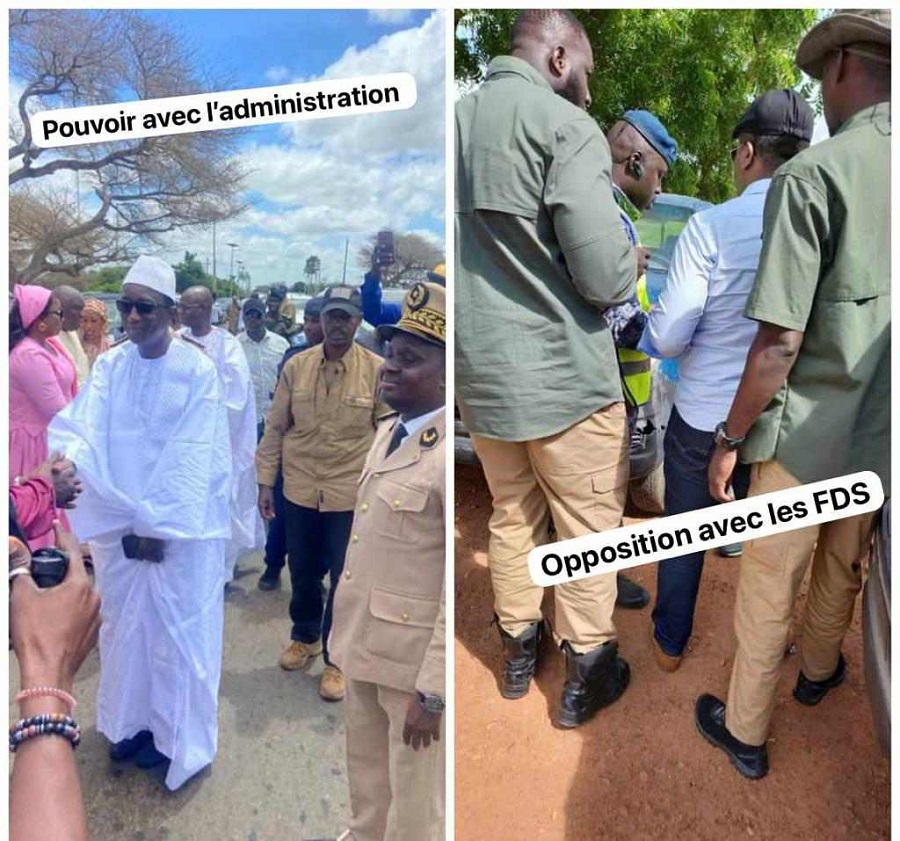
[182,327,263,581]
[48,338,231,790]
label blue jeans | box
[652,407,750,656]
[284,500,353,666]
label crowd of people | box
[9,252,447,840]
[455,7,889,778]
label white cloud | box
[264,66,291,84]
[368,10,416,25]
[142,11,446,288]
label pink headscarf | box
[13,285,52,330]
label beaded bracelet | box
[15,686,78,713]
[9,714,81,752]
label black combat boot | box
[497,619,542,699]
[557,640,630,728]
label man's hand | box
[636,245,651,277]
[258,486,276,521]
[708,446,739,503]
[11,522,101,695]
[51,457,82,509]
[402,697,442,750]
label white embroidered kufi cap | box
[122,255,177,302]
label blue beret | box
[623,109,678,167]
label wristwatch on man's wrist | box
[714,421,745,451]
[417,692,445,714]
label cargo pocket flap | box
[376,483,428,513]
[369,588,439,628]
[343,394,375,408]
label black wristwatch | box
[417,692,445,714]
[714,421,745,451]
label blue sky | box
[142,8,445,288]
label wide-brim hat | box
[796,9,891,80]
[378,282,445,348]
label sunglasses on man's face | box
[116,298,163,316]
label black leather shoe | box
[557,640,630,728]
[109,730,153,762]
[616,574,650,609]
[258,569,282,591]
[497,619,542,699]
[695,694,768,779]
[135,740,170,770]
[794,653,846,706]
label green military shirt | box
[455,56,635,442]
[743,102,890,492]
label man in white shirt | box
[237,297,291,589]
[638,90,814,671]
[180,286,262,583]
[48,256,232,789]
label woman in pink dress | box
[9,286,78,533]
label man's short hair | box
[510,9,587,49]
[753,135,810,168]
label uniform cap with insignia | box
[122,255,176,304]
[795,9,890,80]
[378,282,445,348]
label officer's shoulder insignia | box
[420,427,439,448]
[407,282,429,312]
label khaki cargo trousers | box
[471,403,629,653]
[725,460,876,746]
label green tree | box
[304,255,322,291]
[173,250,239,296]
[81,264,128,292]
[456,9,819,202]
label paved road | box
[9,553,349,841]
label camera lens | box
[30,548,69,589]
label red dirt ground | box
[455,464,890,841]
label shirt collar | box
[317,342,352,369]
[400,406,445,438]
[612,184,642,223]
[484,55,554,94]
[834,100,890,137]
[742,177,772,197]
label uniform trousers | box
[471,402,629,652]
[342,678,444,841]
[725,460,876,746]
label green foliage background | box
[456,9,820,203]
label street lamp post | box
[227,242,239,292]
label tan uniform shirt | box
[256,342,386,511]
[329,410,446,697]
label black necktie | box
[386,422,408,456]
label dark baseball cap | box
[242,297,265,317]
[732,89,814,141]
[304,296,324,318]
[320,285,362,316]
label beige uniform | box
[330,410,445,841]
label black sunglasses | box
[43,308,64,319]
[116,298,164,316]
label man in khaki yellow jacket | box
[329,281,446,841]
